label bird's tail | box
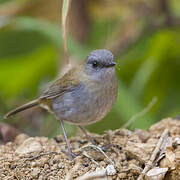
[4,99,39,119]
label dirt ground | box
[0,118,180,180]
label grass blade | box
[62,0,71,64]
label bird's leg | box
[78,126,112,152]
[78,125,97,145]
[59,119,77,159]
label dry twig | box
[76,169,107,180]
[82,151,100,166]
[25,151,59,161]
[137,128,169,180]
[77,143,114,165]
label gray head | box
[86,49,116,71]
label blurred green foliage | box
[0,0,180,137]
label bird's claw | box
[61,148,79,160]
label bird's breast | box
[52,72,118,125]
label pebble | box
[106,164,116,176]
[31,162,36,167]
[31,167,40,177]
[118,172,127,179]
[15,138,42,155]
[175,137,180,145]
[15,134,29,145]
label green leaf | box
[0,46,57,98]
[13,17,89,59]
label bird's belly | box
[52,83,117,125]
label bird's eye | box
[92,60,98,68]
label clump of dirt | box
[0,118,179,180]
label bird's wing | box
[40,68,81,99]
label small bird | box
[4,49,118,159]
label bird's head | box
[86,49,115,68]
[84,49,116,78]
[83,49,116,81]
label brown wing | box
[40,68,80,99]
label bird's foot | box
[78,126,112,152]
[61,148,80,160]
[80,143,114,165]
[100,143,113,151]
[87,136,97,146]
[68,151,78,160]
[86,137,112,152]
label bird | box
[4,49,118,159]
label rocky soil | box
[0,118,180,180]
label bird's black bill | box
[106,62,116,67]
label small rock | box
[118,172,127,179]
[31,162,37,167]
[106,164,116,176]
[15,134,29,145]
[146,167,168,180]
[15,138,42,155]
[58,162,65,169]
[99,161,106,167]
[174,137,180,145]
[44,163,49,170]
[31,167,40,177]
